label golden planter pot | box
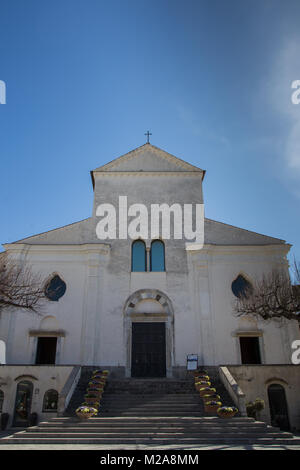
[204,404,220,413]
[217,410,237,419]
[76,411,95,420]
[199,389,216,398]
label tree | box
[234,260,300,324]
[0,252,45,313]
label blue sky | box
[0,0,300,268]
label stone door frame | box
[123,289,174,378]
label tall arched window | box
[42,389,58,412]
[131,240,147,272]
[232,274,253,299]
[150,240,165,272]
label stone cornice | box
[3,243,111,256]
[93,171,204,178]
[232,330,264,337]
[186,243,291,255]
[28,330,66,337]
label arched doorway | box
[13,381,33,427]
[267,383,290,431]
[124,289,174,378]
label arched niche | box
[132,299,165,315]
[123,289,174,378]
[39,316,59,331]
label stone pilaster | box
[80,245,110,365]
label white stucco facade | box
[1,143,299,377]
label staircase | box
[1,368,300,446]
[1,416,300,446]
[65,366,235,417]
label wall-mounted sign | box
[187,354,198,370]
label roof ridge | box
[205,217,286,243]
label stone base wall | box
[227,365,300,432]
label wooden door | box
[131,322,166,377]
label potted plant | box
[204,400,222,413]
[84,394,100,406]
[92,374,105,380]
[195,381,211,391]
[87,388,103,397]
[199,387,216,397]
[195,375,210,382]
[82,401,99,410]
[217,406,238,418]
[246,398,265,420]
[76,406,98,420]
[88,382,104,389]
[204,394,221,403]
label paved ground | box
[0,443,299,450]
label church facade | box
[0,143,299,430]
[1,143,298,373]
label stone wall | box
[228,365,300,432]
[0,365,74,427]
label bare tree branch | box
[0,252,45,313]
[234,262,300,324]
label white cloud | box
[268,38,300,181]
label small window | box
[131,240,147,272]
[45,275,66,301]
[36,337,57,365]
[232,275,253,299]
[239,336,261,364]
[43,389,58,412]
[0,390,4,413]
[150,240,165,272]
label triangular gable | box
[92,143,205,175]
[6,217,286,247]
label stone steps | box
[27,426,277,433]
[2,368,299,446]
[8,432,296,439]
[2,416,300,446]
